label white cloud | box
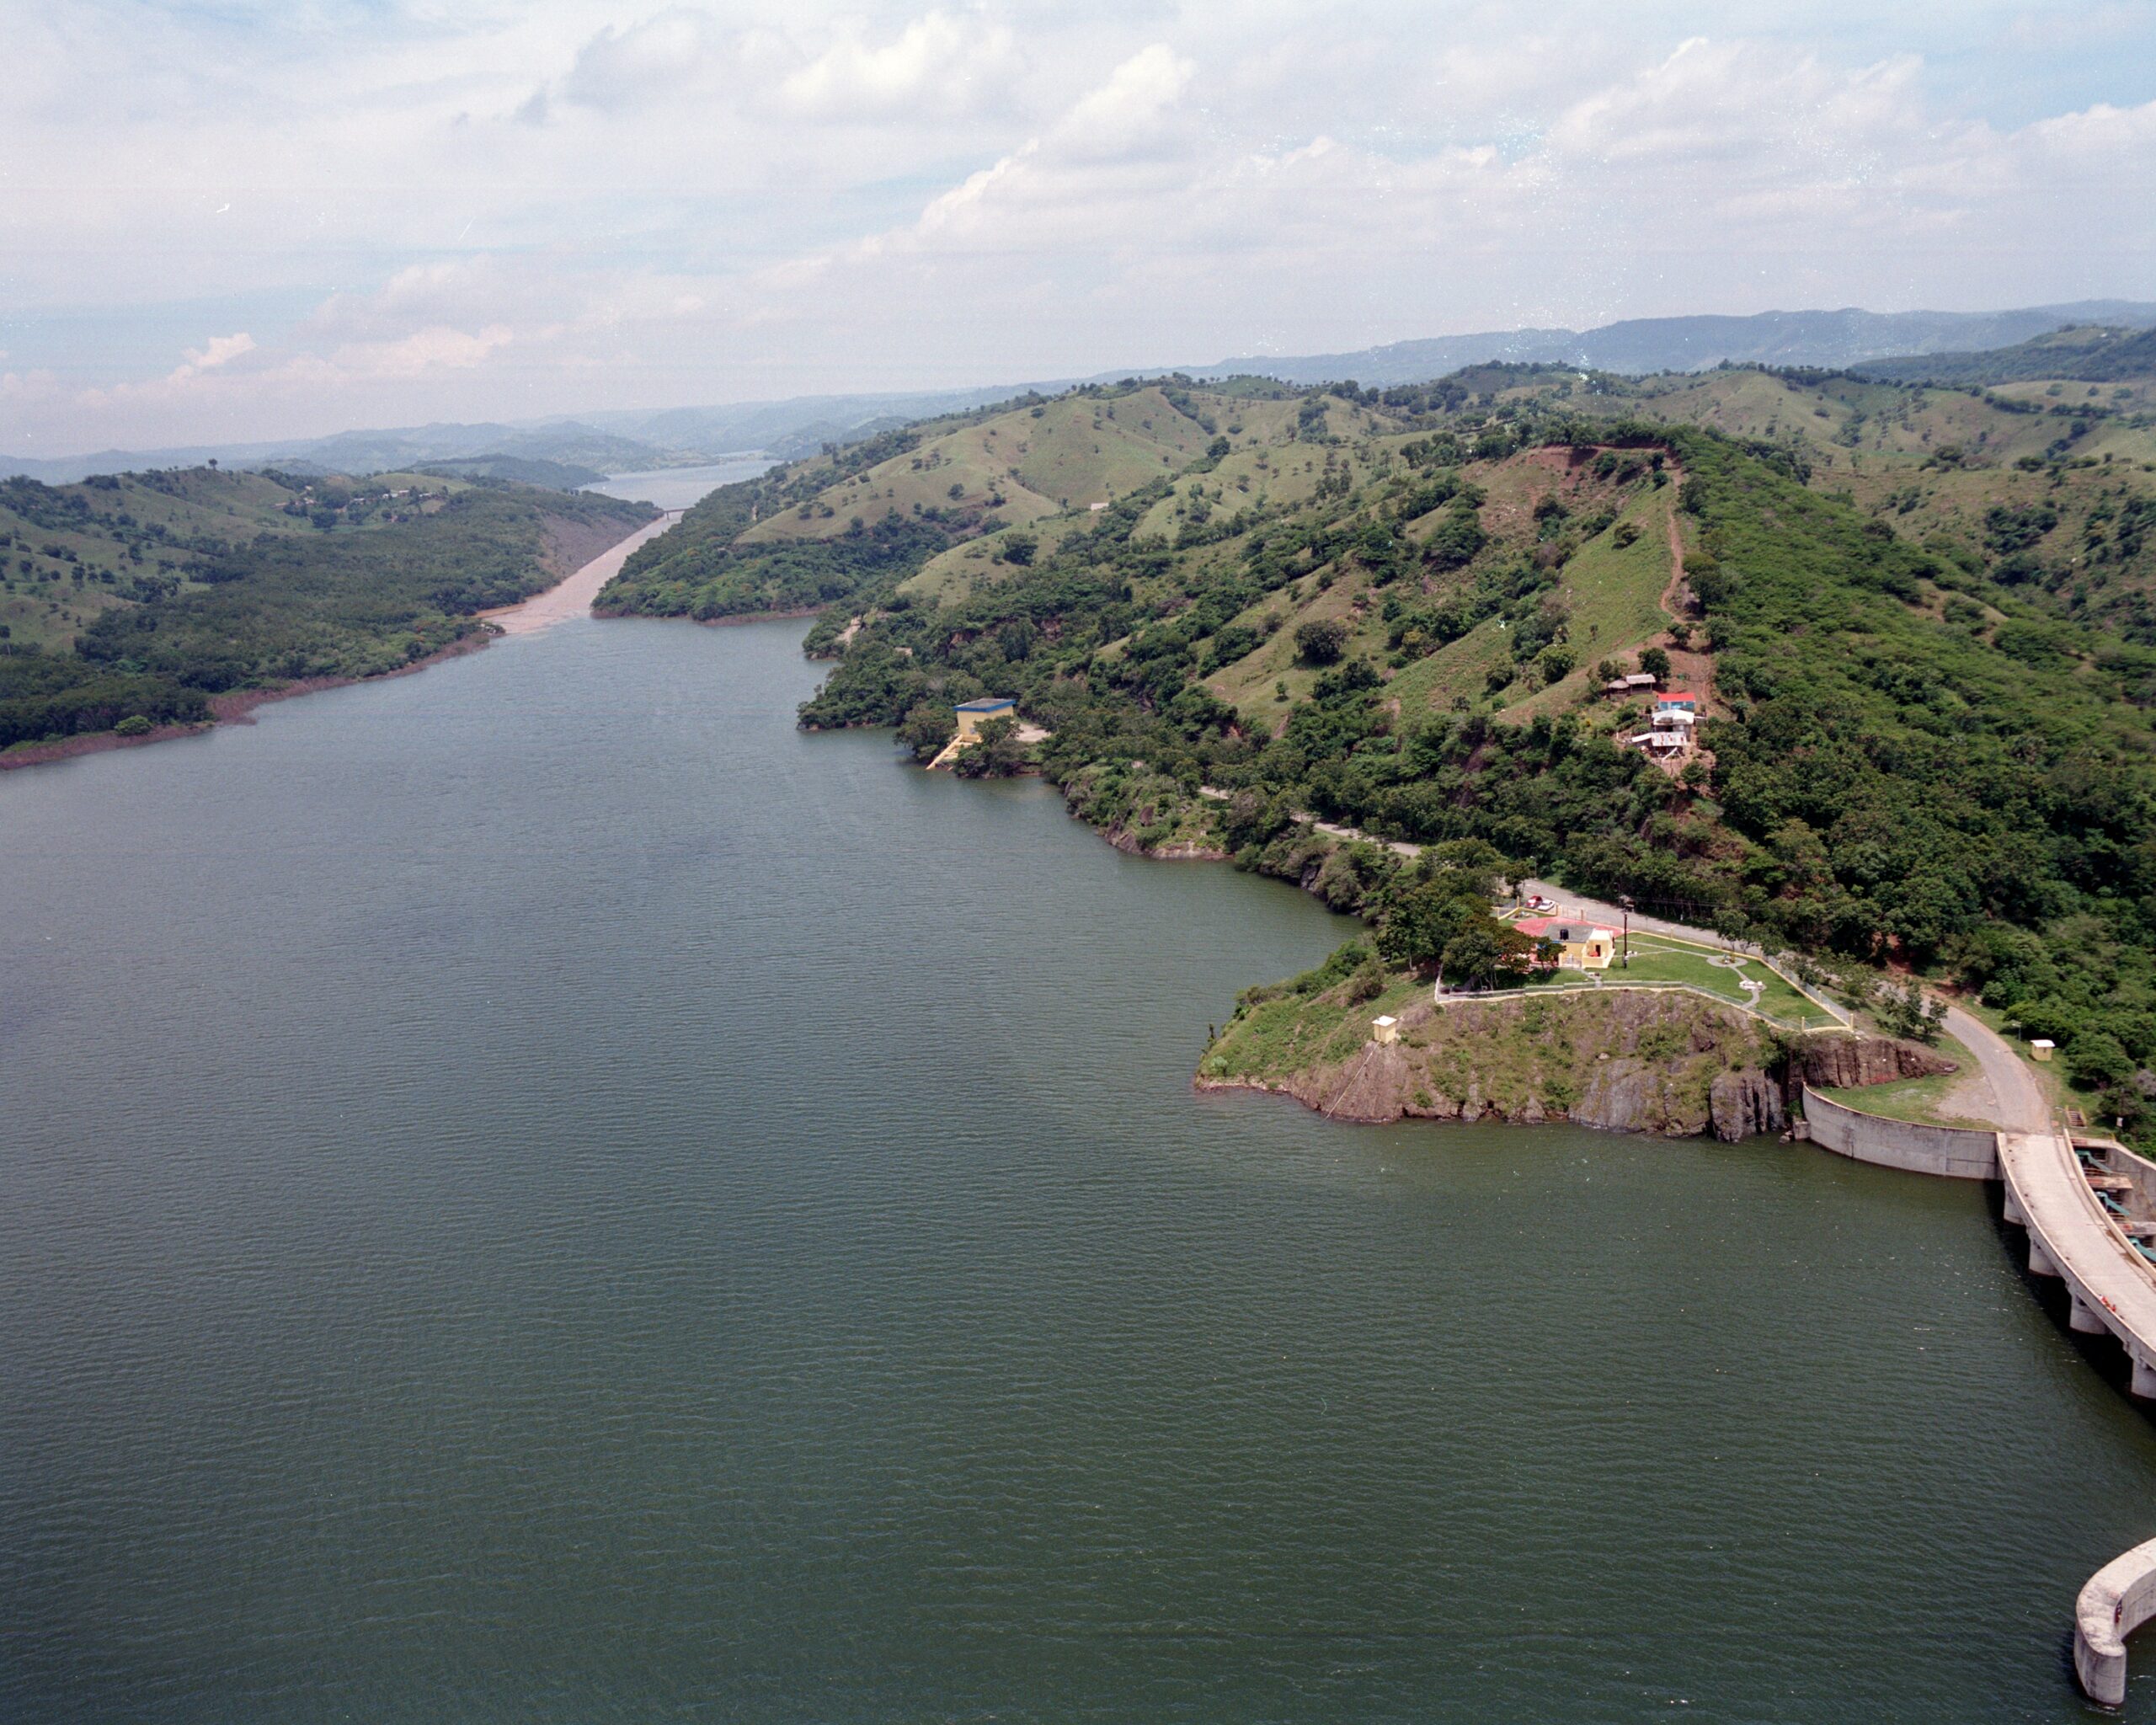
[320,323,515,381]
[555,10,725,113]
[779,9,1019,120]
[4,3,2155,452]
[177,333,256,377]
[1052,43,1193,158]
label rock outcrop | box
[1205,988,1786,1138]
[1201,971,1967,1144]
[1710,1070,1788,1141]
[1790,1035,1954,1092]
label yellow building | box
[954,697,1016,741]
[1514,916,1616,970]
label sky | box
[4,0,2155,456]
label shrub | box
[1294,618,1348,665]
[2069,1030,2134,1092]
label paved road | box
[1941,1002,2048,1133]
[1518,877,1741,950]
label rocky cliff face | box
[1790,1036,1955,1091]
[1710,1071,1788,1141]
[1204,989,1785,1139]
[1201,989,1943,1143]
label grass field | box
[741,386,1219,546]
[1499,928,1841,1029]
[1498,488,1678,721]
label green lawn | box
[1506,929,1842,1030]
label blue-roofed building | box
[954,697,1016,741]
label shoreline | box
[3,514,660,774]
[0,634,499,772]
[483,511,677,634]
[593,602,827,628]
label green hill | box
[0,469,652,756]
[740,370,2156,1141]
[415,455,609,489]
[594,382,1324,622]
[1857,325,2156,387]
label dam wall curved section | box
[2077,1535,2156,1706]
[1799,1087,2000,1181]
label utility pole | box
[1620,894,1634,969]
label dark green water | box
[4,614,2155,1722]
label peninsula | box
[589,349,2156,1166]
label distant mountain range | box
[11,300,2156,484]
[1192,301,2156,387]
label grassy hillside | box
[1369,361,2156,645]
[767,357,2156,1142]
[0,473,652,756]
[595,380,1345,622]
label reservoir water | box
[589,458,771,511]
[6,609,2156,1721]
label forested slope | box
[0,473,652,755]
[1859,325,2156,387]
[755,366,2156,1139]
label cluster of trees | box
[1371,842,1545,988]
[1,481,651,750]
[602,497,955,622]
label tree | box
[1295,617,1348,665]
[1424,505,1487,570]
[1638,645,1672,681]
[1876,979,1948,1044]
[953,713,1029,778]
[2068,1029,2134,1091]
[1001,531,1038,566]
[1376,881,1476,969]
[897,699,956,761]
[1439,912,1538,990]
[1539,646,1577,686]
